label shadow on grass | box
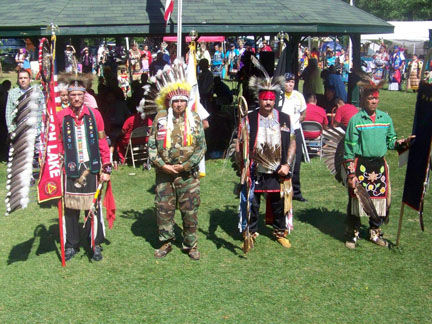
[8,224,60,265]
[296,208,347,242]
[199,206,243,255]
[8,219,113,265]
[123,208,183,249]
[147,184,156,194]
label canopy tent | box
[361,21,432,55]
[163,36,225,43]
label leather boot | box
[154,242,172,258]
[369,228,388,247]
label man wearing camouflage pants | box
[148,92,206,260]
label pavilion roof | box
[0,0,393,37]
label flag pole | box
[177,0,182,59]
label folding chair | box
[124,126,150,169]
[301,121,324,159]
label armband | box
[102,163,113,174]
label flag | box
[164,0,174,23]
[37,35,62,203]
[186,45,208,176]
[186,45,200,112]
[402,82,432,211]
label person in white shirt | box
[280,72,307,201]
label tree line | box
[344,0,432,21]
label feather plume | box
[253,143,281,171]
[322,127,346,184]
[355,68,386,93]
[248,56,285,99]
[5,87,40,215]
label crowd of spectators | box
[2,36,432,165]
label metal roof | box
[0,0,393,37]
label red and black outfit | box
[56,105,111,250]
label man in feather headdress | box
[238,58,296,248]
[56,78,113,261]
[148,61,206,260]
[344,76,414,249]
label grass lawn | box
[0,82,431,323]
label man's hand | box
[100,173,111,182]
[161,164,179,175]
[278,164,290,177]
[396,135,416,147]
[172,164,184,173]
[347,176,358,189]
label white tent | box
[361,21,432,56]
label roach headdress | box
[248,56,285,99]
[356,69,385,98]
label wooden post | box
[348,33,360,106]
[396,203,405,246]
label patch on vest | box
[157,117,167,140]
[280,122,290,132]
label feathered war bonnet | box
[356,70,385,98]
[248,56,285,100]
[153,59,191,110]
[143,59,195,149]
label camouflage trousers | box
[155,172,200,249]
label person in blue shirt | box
[212,43,225,77]
[226,43,239,78]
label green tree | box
[343,0,432,20]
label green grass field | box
[0,82,431,323]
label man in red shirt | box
[116,112,153,164]
[303,93,328,139]
[334,98,358,128]
[56,79,112,262]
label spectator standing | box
[280,72,307,202]
[143,44,152,65]
[407,54,423,92]
[301,58,324,96]
[118,67,130,98]
[211,43,224,77]
[129,42,142,67]
[64,45,77,73]
[81,47,93,74]
[322,65,347,102]
[226,43,240,78]
[198,59,214,112]
[389,46,405,91]
[140,52,150,74]
[15,48,25,70]
[196,42,211,67]
[5,70,46,180]
[22,52,32,78]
